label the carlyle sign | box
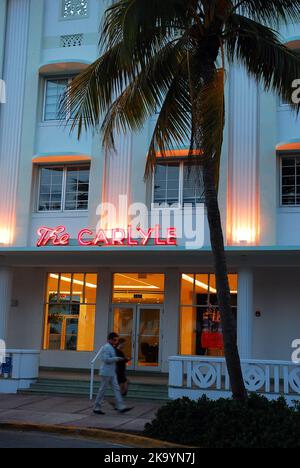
[36,225,177,247]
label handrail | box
[168,356,300,401]
[168,356,297,366]
[89,348,102,401]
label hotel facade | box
[1,0,300,398]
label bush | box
[144,394,300,448]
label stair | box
[19,378,169,401]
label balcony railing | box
[169,356,300,404]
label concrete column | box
[14,0,45,246]
[0,0,7,78]
[237,269,254,359]
[0,267,12,342]
[161,270,180,372]
[228,65,260,246]
[93,270,112,352]
[0,0,30,245]
[101,134,133,230]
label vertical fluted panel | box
[101,133,133,229]
[0,0,30,245]
[0,267,12,342]
[228,65,260,245]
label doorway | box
[112,304,163,371]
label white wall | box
[253,268,300,361]
[7,268,45,350]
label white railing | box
[169,356,300,404]
[89,348,102,400]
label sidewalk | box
[0,394,163,433]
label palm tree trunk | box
[203,158,247,401]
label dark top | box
[115,348,129,384]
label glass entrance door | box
[112,305,162,371]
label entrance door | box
[112,305,163,371]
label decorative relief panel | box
[62,0,88,18]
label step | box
[19,387,169,400]
[27,381,167,393]
[19,378,169,401]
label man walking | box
[93,333,133,415]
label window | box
[38,165,90,212]
[43,273,97,352]
[281,156,300,206]
[180,274,238,357]
[112,273,165,304]
[43,77,74,121]
[62,0,88,18]
[153,162,204,207]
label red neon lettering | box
[112,229,126,245]
[137,227,154,246]
[166,227,177,246]
[127,225,138,246]
[36,226,70,247]
[93,229,110,246]
[78,229,93,246]
[154,225,167,245]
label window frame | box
[280,154,300,207]
[43,272,97,352]
[37,164,90,213]
[43,76,74,123]
[152,160,205,208]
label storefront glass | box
[43,273,98,352]
[112,273,165,304]
[180,274,238,357]
[112,274,164,370]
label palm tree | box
[65,0,300,400]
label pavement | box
[0,394,162,433]
[0,393,179,448]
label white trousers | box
[94,375,125,411]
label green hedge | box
[144,394,300,448]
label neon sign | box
[36,225,177,247]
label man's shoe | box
[119,407,134,414]
[93,409,105,415]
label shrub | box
[144,394,300,448]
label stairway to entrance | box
[19,369,169,401]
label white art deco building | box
[0,0,300,399]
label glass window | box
[112,273,165,304]
[281,156,300,206]
[38,167,64,211]
[43,273,98,352]
[44,78,69,121]
[153,163,180,206]
[180,273,238,357]
[153,161,204,207]
[65,166,90,210]
[38,165,90,212]
[183,164,205,205]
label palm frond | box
[226,14,300,107]
[232,0,300,25]
[101,38,188,151]
[194,67,225,189]
[101,0,189,52]
[145,72,192,177]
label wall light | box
[0,228,12,245]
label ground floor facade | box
[0,248,299,374]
